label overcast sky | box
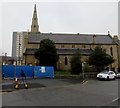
[0,0,119,56]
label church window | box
[72,45,75,48]
[82,45,86,48]
[34,18,36,20]
[110,47,113,56]
[65,57,68,65]
[61,45,64,48]
[34,25,36,28]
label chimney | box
[93,35,96,44]
[113,35,119,44]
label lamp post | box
[82,62,86,80]
[18,33,21,65]
[13,62,16,79]
[5,53,7,65]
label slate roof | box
[28,33,117,45]
[24,48,93,56]
[24,48,37,55]
[57,48,93,55]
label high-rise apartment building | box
[12,32,27,65]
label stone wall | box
[23,40,119,71]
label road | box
[1,78,119,107]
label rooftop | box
[24,48,93,56]
[28,33,117,45]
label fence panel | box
[16,66,34,77]
[34,66,54,77]
[2,65,54,78]
[2,65,14,77]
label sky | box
[0,0,119,56]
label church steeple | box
[31,4,40,33]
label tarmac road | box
[1,78,119,107]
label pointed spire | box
[31,4,40,33]
[34,4,37,12]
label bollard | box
[13,77,19,89]
[24,83,28,89]
[14,84,19,89]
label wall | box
[24,41,119,71]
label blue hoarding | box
[2,65,54,78]
[15,66,34,77]
[2,65,14,77]
[34,66,54,77]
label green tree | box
[88,46,115,72]
[70,49,82,75]
[35,39,59,68]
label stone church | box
[23,4,119,72]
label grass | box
[54,71,98,79]
[54,71,71,75]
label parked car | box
[97,70,116,80]
[116,73,120,78]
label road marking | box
[0,91,10,94]
[1,80,88,94]
[82,81,88,85]
[111,97,119,102]
[97,97,119,107]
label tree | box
[35,39,59,68]
[88,46,115,72]
[70,49,82,75]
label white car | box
[116,73,120,78]
[97,71,116,80]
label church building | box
[23,4,119,72]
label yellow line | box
[82,81,88,85]
[1,80,88,94]
[0,92,9,94]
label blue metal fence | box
[34,66,54,77]
[15,66,34,77]
[2,65,14,77]
[2,65,54,78]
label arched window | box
[72,44,75,48]
[110,47,113,56]
[65,57,68,65]
[61,44,64,48]
[34,25,36,28]
[82,45,86,48]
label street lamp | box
[5,53,7,65]
[13,62,16,79]
[18,33,21,65]
[82,62,86,80]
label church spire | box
[31,4,40,33]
